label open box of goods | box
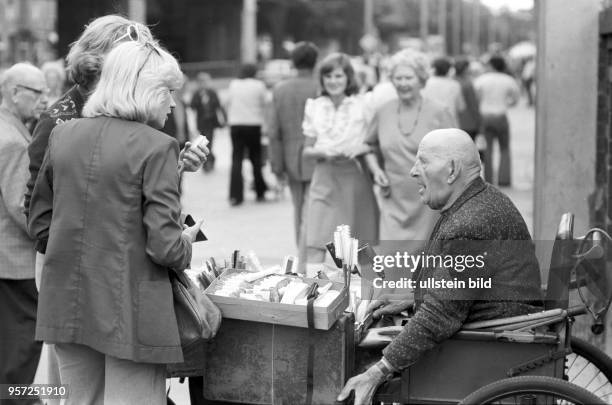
[205,268,348,330]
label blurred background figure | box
[303,52,378,264]
[269,41,319,273]
[41,61,66,105]
[521,55,536,107]
[190,71,226,172]
[474,55,520,187]
[0,62,48,401]
[454,56,483,161]
[364,49,455,244]
[422,56,465,124]
[226,63,269,205]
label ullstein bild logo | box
[372,276,492,290]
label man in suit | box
[0,63,48,394]
[269,42,319,273]
[338,129,542,404]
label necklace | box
[397,98,423,137]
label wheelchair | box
[351,213,612,405]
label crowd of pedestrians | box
[0,12,529,404]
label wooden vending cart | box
[180,269,354,405]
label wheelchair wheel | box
[567,337,612,403]
[459,376,605,404]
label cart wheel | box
[567,337,612,403]
[458,376,605,405]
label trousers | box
[0,278,41,405]
[229,125,267,202]
[482,113,511,186]
[55,343,166,405]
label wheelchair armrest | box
[461,308,564,331]
[454,330,559,344]
[357,326,402,349]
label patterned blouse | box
[302,95,371,156]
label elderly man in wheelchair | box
[338,129,609,405]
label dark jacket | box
[190,88,225,135]
[456,76,481,133]
[28,117,191,364]
[25,85,85,253]
[383,177,542,369]
[268,74,318,181]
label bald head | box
[420,128,481,175]
[1,63,47,122]
[410,128,482,211]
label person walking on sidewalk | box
[474,55,520,186]
[226,64,269,205]
[302,53,378,264]
[454,56,483,161]
[190,72,226,172]
[269,42,319,272]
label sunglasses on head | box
[114,24,140,44]
[133,42,162,98]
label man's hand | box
[367,292,414,319]
[182,219,204,243]
[337,364,386,405]
[179,141,209,172]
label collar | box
[440,177,486,217]
[0,106,31,142]
[322,95,355,108]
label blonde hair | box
[389,49,430,85]
[66,15,153,89]
[82,41,183,124]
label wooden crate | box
[205,269,349,330]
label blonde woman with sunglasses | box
[27,40,201,405]
[23,16,208,404]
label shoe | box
[229,198,243,206]
[256,195,266,203]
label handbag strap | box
[306,295,315,405]
[305,283,319,405]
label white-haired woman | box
[27,41,202,405]
[365,49,456,243]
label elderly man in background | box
[339,129,542,405]
[0,63,48,394]
[269,41,319,273]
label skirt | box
[305,158,379,249]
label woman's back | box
[34,116,189,363]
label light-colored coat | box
[0,107,35,279]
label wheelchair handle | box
[574,230,604,260]
[567,305,588,317]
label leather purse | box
[167,270,222,378]
[171,269,221,345]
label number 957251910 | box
[0,384,68,399]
